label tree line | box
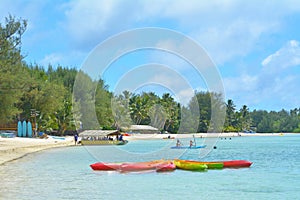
[1,16,300,135]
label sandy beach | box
[0,132,287,165]
[0,136,74,165]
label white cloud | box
[64,0,116,41]
[62,0,300,65]
[40,53,63,66]
[39,50,87,67]
[224,40,300,110]
[150,73,196,105]
[262,40,300,70]
[63,0,145,49]
[4,0,300,66]
[224,74,258,93]
[3,0,300,110]
[0,0,53,32]
[193,19,277,65]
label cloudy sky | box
[1,0,300,111]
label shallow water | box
[1,135,300,200]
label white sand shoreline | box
[0,136,74,165]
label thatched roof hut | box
[79,130,120,137]
[124,125,160,134]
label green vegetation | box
[1,16,300,134]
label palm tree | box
[224,99,237,131]
[238,105,251,131]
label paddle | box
[193,134,196,147]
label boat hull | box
[171,145,206,149]
[220,160,252,168]
[120,160,167,172]
[90,160,175,172]
[175,159,223,169]
[156,162,176,172]
[90,162,121,170]
[81,140,128,145]
[176,159,252,168]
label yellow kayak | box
[175,159,223,169]
[174,159,208,171]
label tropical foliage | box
[1,16,300,134]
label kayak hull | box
[221,160,252,168]
[156,162,176,172]
[90,160,175,172]
[174,159,252,169]
[175,159,223,169]
[90,162,121,170]
[174,160,208,171]
[90,159,252,172]
[120,160,168,172]
[171,145,207,149]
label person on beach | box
[74,134,78,145]
[119,134,123,141]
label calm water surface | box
[1,135,300,200]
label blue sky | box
[1,0,300,111]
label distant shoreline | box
[123,132,292,140]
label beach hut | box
[78,130,127,145]
[124,125,160,134]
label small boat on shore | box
[174,159,208,171]
[79,130,128,145]
[81,140,128,145]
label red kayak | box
[90,160,174,172]
[90,162,121,171]
[120,160,167,172]
[156,161,176,172]
[221,160,252,168]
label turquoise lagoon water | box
[1,135,300,200]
